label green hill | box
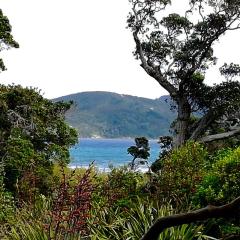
[54,91,176,138]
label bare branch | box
[189,110,217,141]
[198,1,205,22]
[200,127,240,143]
[133,31,178,97]
[7,109,35,131]
[141,197,240,240]
[133,30,178,97]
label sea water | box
[69,138,160,172]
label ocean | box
[69,138,160,172]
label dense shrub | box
[194,147,240,206]
[93,166,146,209]
[5,167,94,240]
[0,164,15,224]
[152,141,208,208]
[151,136,173,173]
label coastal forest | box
[1,0,240,239]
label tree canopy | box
[127,0,240,147]
[0,85,78,195]
[127,137,150,169]
[0,9,19,71]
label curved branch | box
[141,197,240,240]
[189,110,217,141]
[133,31,178,97]
[133,31,153,74]
[200,127,240,143]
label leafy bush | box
[194,147,240,206]
[93,166,146,209]
[153,141,208,208]
[1,194,50,239]
[0,163,15,224]
[151,136,172,172]
[5,166,94,240]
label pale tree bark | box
[132,31,178,97]
[173,97,191,148]
[141,197,240,240]
[189,109,240,143]
[130,1,240,148]
[200,127,240,143]
[189,110,216,141]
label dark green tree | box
[0,9,19,71]
[0,85,78,195]
[127,0,240,147]
[127,137,150,170]
[151,136,172,172]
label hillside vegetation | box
[54,91,176,138]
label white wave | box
[68,164,150,173]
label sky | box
[0,0,240,99]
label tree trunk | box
[130,157,137,170]
[173,98,191,148]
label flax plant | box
[89,197,212,240]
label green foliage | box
[220,222,240,237]
[0,190,15,224]
[1,158,238,239]
[94,166,145,209]
[0,163,15,224]
[155,141,208,208]
[128,137,150,169]
[151,136,173,172]
[0,9,19,71]
[89,197,209,240]
[6,220,49,240]
[0,85,78,196]
[2,195,51,239]
[194,147,240,206]
[150,159,163,173]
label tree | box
[151,136,172,172]
[0,9,19,71]
[127,137,150,170]
[127,0,240,147]
[0,85,78,196]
